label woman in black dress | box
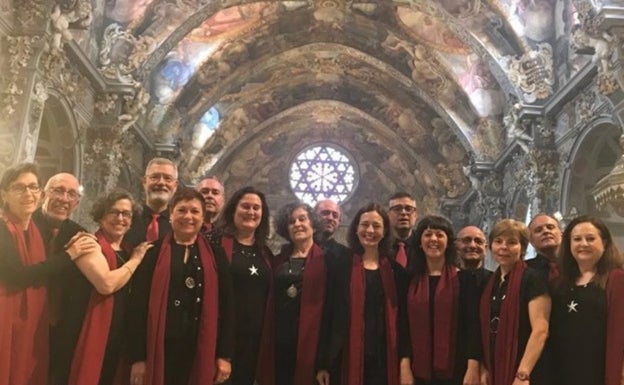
[273,202,327,385]
[208,186,274,385]
[550,215,624,385]
[479,219,551,385]
[407,215,480,385]
[127,188,234,385]
[317,203,410,385]
[64,189,152,385]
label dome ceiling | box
[96,0,587,206]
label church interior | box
[2,0,624,246]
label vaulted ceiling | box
[93,0,587,209]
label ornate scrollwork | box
[99,24,157,83]
[504,44,554,103]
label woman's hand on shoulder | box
[130,242,153,262]
[66,233,100,260]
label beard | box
[462,258,482,270]
[147,189,172,206]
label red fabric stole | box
[479,261,526,385]
[344,255,399,385]
[0,214,48,385]
[548,261,559,282]
[293,243,326,385]
[68,230,129,385]
[145,233,219,385]
[407,265,459,380]
[605,268,624,385]
[220,234,276,385]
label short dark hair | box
[0,163,40,208]
[347,202,392,257]
[387,192,414,203]
[0,162,40,191]
[90,188,139,222]
[412,215,457,275]
[275,202,322,242]
[558,215,624,289]
[216,186,270,249]
[169,188,206,214]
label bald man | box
[455,225,492,292]
[31,172,99,385]
[314,199,349,258]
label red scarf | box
[408,265,459,380]
[145,233,219,385]
[220,234,276,385]
[0,214,48,385]
[605,268,624,385]
[480,262,526,385]
[344,255,399,385]
[68,230,130,385]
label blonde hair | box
[489,219,530,257]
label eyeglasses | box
[48,187,81,202]
[389,205,417,214]
[457,236,486,246]
[146,173,176,183]
[8,183,41,194]
[106,209,133,219]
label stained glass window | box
[289,144,357,206]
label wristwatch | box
[515,371,530,381]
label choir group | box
[1,158,623,385]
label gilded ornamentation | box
[575,90,597,125]
[3,35,40,115]
[83,128,137,193]
[503,103,533,153]
[504,43,554,103]
[95,94,119,116]
[114,83,151,134]
[48,2,92,52]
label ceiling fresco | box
[92,0,591,206]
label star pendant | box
[249,264,259,276]
[567,299,578,313]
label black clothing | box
[124,205,171,247]
[526,254,553,283]
[126,235,235,368]
[320,238,350,260]
[415,271,481,385]
[30,209,92,385]
[274,257,306,385]
[551,283,606,385]
[486,267,551,385]
[464,267,492,295]
[318,254,410,383]
[219,237,272,385]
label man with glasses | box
[314,198,349,258]
[387,192,418,271]
[126,158,178,246]
[31,172,102,385]
[455,225,492,292]
[195,176,224,232]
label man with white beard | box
[125,157,178,246]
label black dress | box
[274,257,306,385]
[363,269,388,385]
[487,268,551,385]
[551,283,606,385]
[414,271,481,385]
[227,240,271,385]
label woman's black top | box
[274,256,306,385]
[551,283,606,385]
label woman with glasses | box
[0,163,94,385]
[127,188,234,385]
[550,216,624,385]
[272,202,327,385]
[54,189,152,385]
[406,215,481,385]
[480,219,551,385]
[317,203,410,385]
[207,186,275,385]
